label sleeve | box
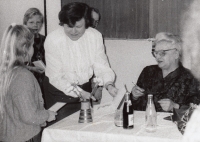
[93,34,115,87]
[187,77,200,105]
[41,34,46,64]
[132,67,148,111]
[136,67,147,89]
[169,71,200,107]
[44,35,76,97]
[12,71,49,125]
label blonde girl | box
[0,24,56,142]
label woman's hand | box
[94,87,103,100]
[131,85,145,100]
[33,66,45,73]
[158,98,179,111]
[47,111,57,122]
[30,66,45,74]
[107,85,118,97]
[80,90,91,100]
[41,122,47,127]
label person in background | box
[0,24,56,142]
[89,7,103,104]
[181,0,200,141]
[131,32,200,112]
[43,2,118,123]
[23,8,46,92]
[90,7,101,28]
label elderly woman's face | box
[153,41,178,70]
[26,15,43,34]
[64,18,86,41]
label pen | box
[124,83,129,93]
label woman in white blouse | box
[43,2,118,121]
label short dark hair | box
[59,2,91,28]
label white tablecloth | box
[42,110,182,142]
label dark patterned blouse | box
[31,34,46,63]
[31,34,46,90]
[132,64,200,112]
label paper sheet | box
[93,87,126,116]
[48,102,66,112]
[32,60,46,70]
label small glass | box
[114,109,123,127]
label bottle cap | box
[148,94,153,97]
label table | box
[42,109,182,142]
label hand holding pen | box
[131,82,145,100]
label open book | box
[32,60,45,70]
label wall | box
[0,1,157,103]
[0,0,44,41]
[101,40,157,103]
[46,0,60,34]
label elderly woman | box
[131,32,200,112]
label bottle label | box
[126,100,132,112]
[128,114,133,126]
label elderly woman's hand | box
[158,98,179,111]
[107,85,118,97]
[131,85,145,100]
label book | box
[32,60,45,70]
[48,102,67,112]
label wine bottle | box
[123,92,134,129]
[145,94,157,132]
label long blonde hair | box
[0,24,34,118]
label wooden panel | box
[61,0,149,39]
[149,0,193,37]
[61,0,194,39]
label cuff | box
[105,81,114,90]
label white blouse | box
[44,27,115,97]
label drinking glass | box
[114,109,123,127]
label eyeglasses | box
[94,20,99,24]
[93,20,99,26]
[152,48,177,58]
[92,20,99,28]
